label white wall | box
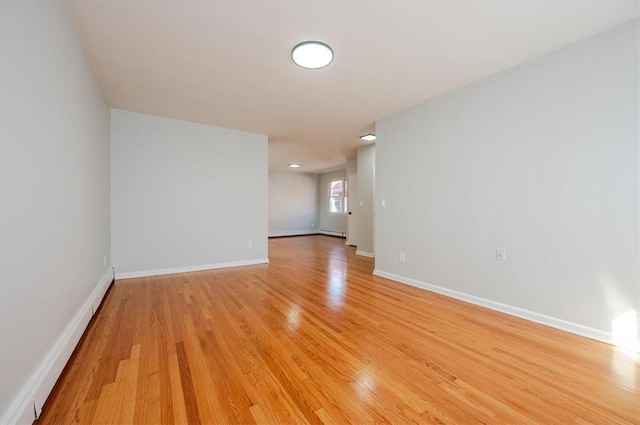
[269,171,318,236]
[111,109,268,277]
[375,20,639,347]
[346,157,358,177]
[318,170,347,236]
[356,145,376,256]
[1,2,112,423]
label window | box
[329,178,347,214]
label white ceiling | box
[65,1,639,173]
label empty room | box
[1,1,639,424]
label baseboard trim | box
[1,267,115,425]
[356,250,374,258]
[372,269,613,347]
[115,258,270,280]
[269,230,319,238]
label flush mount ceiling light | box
[288,163,302,168]
[291,41,333,69]
[360,134,376,142]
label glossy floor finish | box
[38,235,639,424]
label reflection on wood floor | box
[37,235,639,424]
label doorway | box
[346,172,358,246]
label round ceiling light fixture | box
[291,41,334,69]
[360,134,376,142]
[288,163,302,168]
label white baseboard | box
[115,258,270,280]
[1,267,115,425]
[356,250,374,258]
[269,229,319,237]
[372,269,613,347]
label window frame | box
[328,178,348,215]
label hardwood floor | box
[37,235,639,424]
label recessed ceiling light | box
[360,134,376,142]
[288,163,301,168]
[292,41,333,69]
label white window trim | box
[328,178,348,215]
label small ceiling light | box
[292,41,333,69]
[288,163,302,168]
[360,134,376,142]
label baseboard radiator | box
[319,229,346,238]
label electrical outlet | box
[399,252,406,262]
[103,255,107,267]
[248,240,253,249]
[311,223,315,228]
[381,198,386,207]
[496,249,506,261]
[359,201,364,207]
